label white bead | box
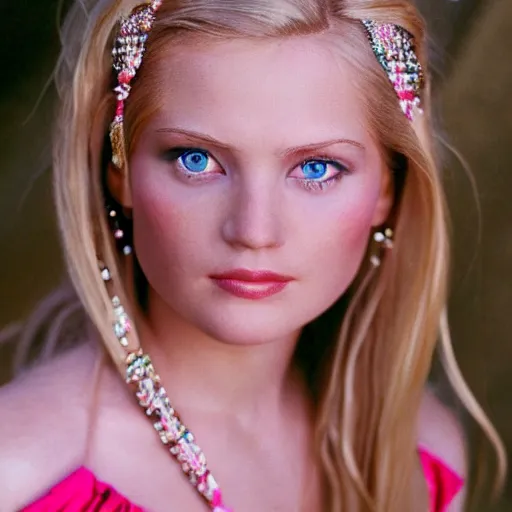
[374,232,385,243]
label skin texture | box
[0,35,465,512]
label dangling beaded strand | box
[100,264,232,511]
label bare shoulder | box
[418,387,467,511]
[0,342,99,510]
[417,387,467,476]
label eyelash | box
[297,155,348,192]
[163,147,218,181]
[162,147,350,191]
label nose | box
[221,176,284,250]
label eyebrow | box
[155,127,232,150]
[155,127,366,155]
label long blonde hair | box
[15,0,507,510]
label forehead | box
[149,34,370,147]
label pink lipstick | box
[210,269,293,300]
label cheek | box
[129,168,208,280]
[315,208,373,271]
[301,182,380,291]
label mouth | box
[209,269,294,300]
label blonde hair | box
[16,0,507,510]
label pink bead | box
[211,489,223,506]
[119,69,134,83]
[211,489,232,511]
[115,102,124,116]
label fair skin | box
[0,36,466,511]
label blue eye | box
[301,160,328,180]
[164,147,223,181]
[289,157,348,192]
[179,150,209,173]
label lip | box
[210,269,293,300]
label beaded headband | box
[361,20,424,120]
[109,2,424,166]
[110,0,162,168]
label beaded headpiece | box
[108,4,425,167]
[110,0,163,168]
[362,20,424,120]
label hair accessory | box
[362,20,424,120]
[370,227,394,267]
[99,263,233,511]
[110,0,163,168]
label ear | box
[89,102,134,209]
[371,163,394,227]
[107,162,133,209]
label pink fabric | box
[22,450,463,512]
[419,448,464,512]
[22,467,144,512]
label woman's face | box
[119,35,392,345]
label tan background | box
[0,0,510,509]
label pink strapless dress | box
[21,448,463,512]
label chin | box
[148,278,347,347]
[185,300,319,347]
[200,320,301,347]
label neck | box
[135,289,306,425]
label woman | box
[0,0,505,510]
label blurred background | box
[0,0,510,509]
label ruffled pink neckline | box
[22,466,144,512]
[22,449,463,512]
[419,447,464,512]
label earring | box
[107,203,133,256]
[370,227,394,267]
[100,265,131,347]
